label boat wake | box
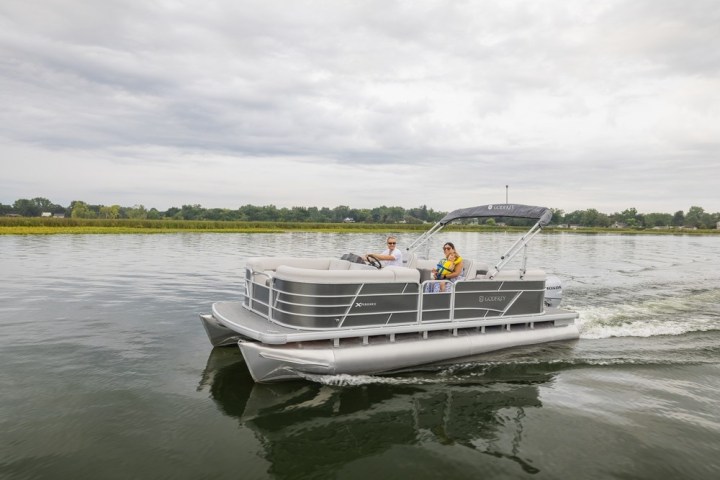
[302,355,720,387]
[299,334,720,387]
[571,287,720,339]
[298,372,442,386]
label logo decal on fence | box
[478,295,506,303]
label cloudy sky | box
[1,0,719,214]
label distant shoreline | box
[1,218,718,235]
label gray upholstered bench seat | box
[247,257,356,285]
[246,257,357,272]
[274,265,420,284]
[246,256,412,285]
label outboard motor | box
[544,276,563,308]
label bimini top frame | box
[405,204,553,279]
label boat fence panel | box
[268,278,421,329]
[250,283,270,316]
[453,279,545,319]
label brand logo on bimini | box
[355,302,377,308]
[488,204,514,210]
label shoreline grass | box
[1,217,718,235]
[0,218,423,234]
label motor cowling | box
[544,276,563,308]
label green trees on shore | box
[1,197,719,229]
[0,198,445,225]
[557,206,718,229]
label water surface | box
[1,232,719,479]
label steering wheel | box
[366,254,382,269]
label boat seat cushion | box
[247,257,356,286]
[402,252,418,268]
[461,260,490,280]
[328,259,353,270]
[247,257,334,272]
[416,259,436,270]
[274,265,420,284]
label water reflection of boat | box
[198,348,556,477]
[201,204,579,382]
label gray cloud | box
[1,0,719,213]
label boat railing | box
[247,276,541,330]
[419,279,456,322]
[243,257,548,331]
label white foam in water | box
[300,364,493,386]
[580,313,693,339]
[300,372,441,386]
[575,291,720,339]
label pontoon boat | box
[200,204,579,382]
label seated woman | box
[430,242,464,292]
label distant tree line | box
[0,198,444,224]
[2,197,719,229]
[553,206,719,229]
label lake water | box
[1,232,719,479]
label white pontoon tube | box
[405,204,553,279]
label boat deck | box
[211,300,578,345]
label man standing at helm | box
[365,236,403,267]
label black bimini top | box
[438,204,553,227]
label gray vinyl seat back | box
[402,252,417,268]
